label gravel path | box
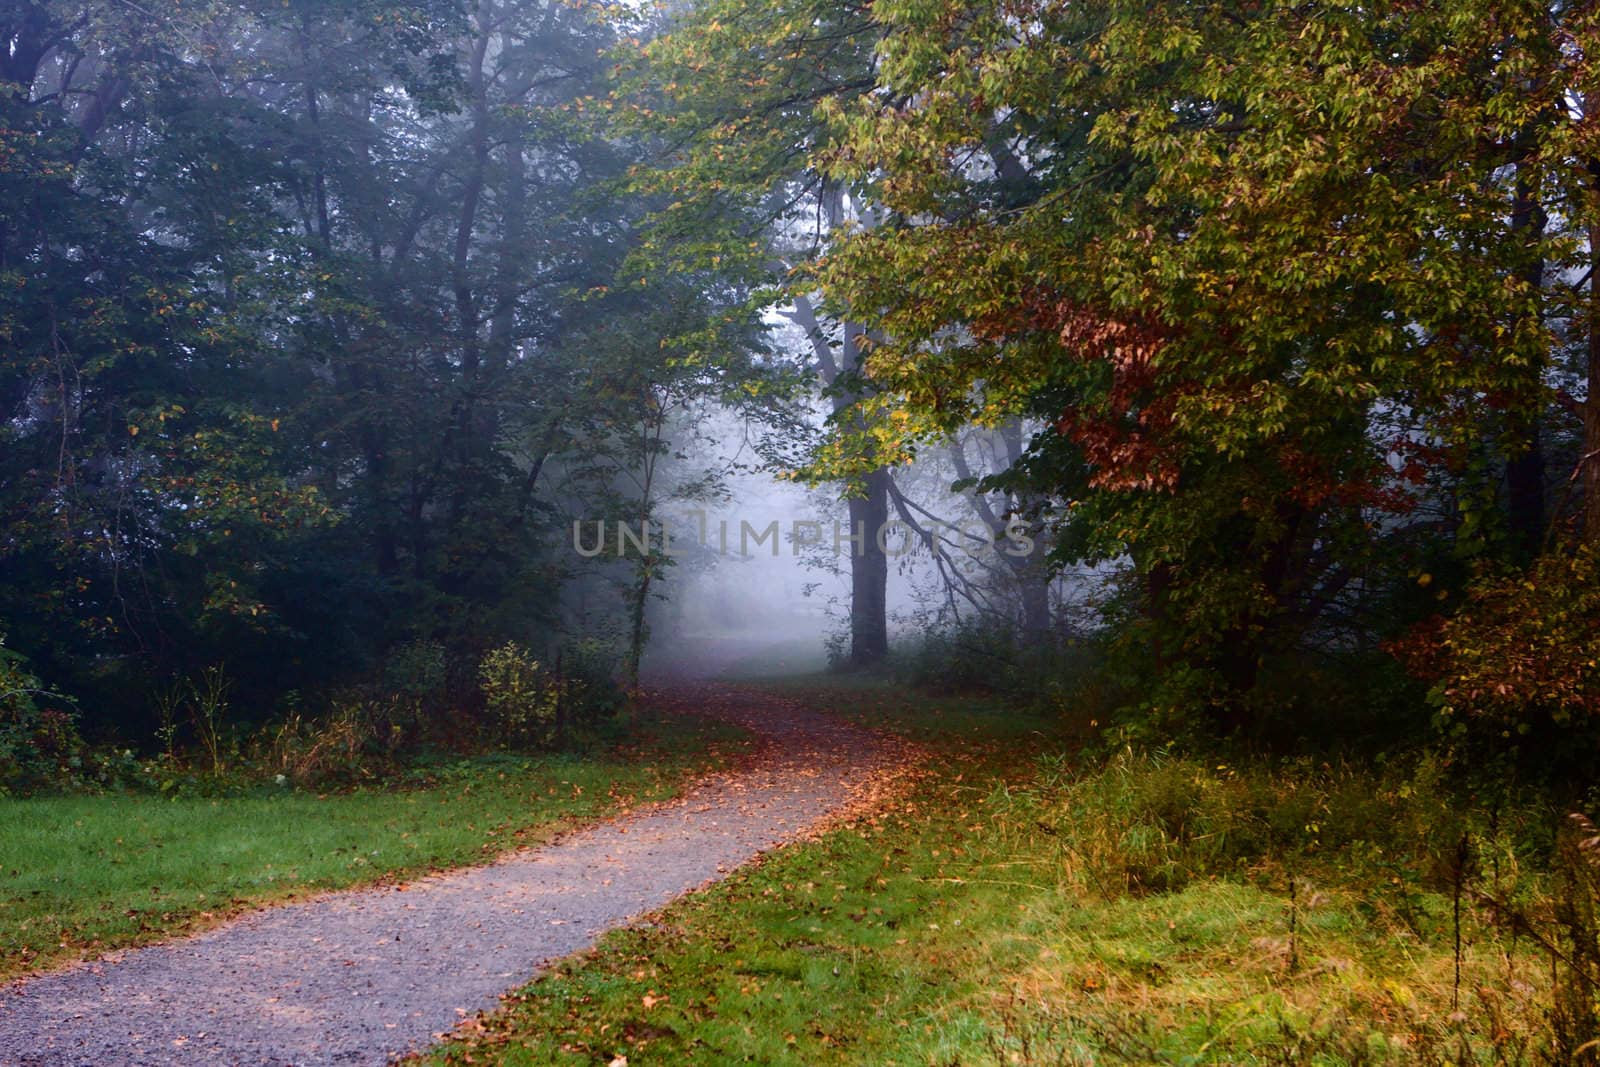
[0,683,911,1066]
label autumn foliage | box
[1393,547,1600,741]
[975,293,1183,494]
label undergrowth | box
[421,679,1594,1066]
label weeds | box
[185,665,232,775]
[1552,812,1600,1065]
[263,701,377,790]
[421,680,1588,1067]
[1473,811,1600,1066]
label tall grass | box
[422,681,1596,1066]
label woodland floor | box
[0,680,919,1066]
[416,676,1556,1066]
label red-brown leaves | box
[1388,547,1600,728]
[1276,445,1420,515]
[978,288,1181,492]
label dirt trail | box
[0,683,911,1066]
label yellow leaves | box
[640,991,667,1009]
[1381,978,1414,1006]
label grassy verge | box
[421,678,1559,1066]
[0,711,747,980]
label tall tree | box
[610,0,894,664]
[0,0,720,736]
[800,0,1599,721]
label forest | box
[2,0,1600,1063]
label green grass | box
[420,676,1557,1066]
[0,712,747,979]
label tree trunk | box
[624,401,664,698]
[947,424,1054,638]
[1018,572,1052,639]
[848,468,890,665]
[1507,421,1546,556]
[803,184,894,667]
[449,4,493,524]
[625,557,653,696]
[1144,561,1174,672]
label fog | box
[629,403,1097,681]
[640,504,838,678]
[637,432,860,680]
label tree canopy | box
[624,0,1598,738]
[2,0,1596,763]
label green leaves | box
[660,0,1600,720]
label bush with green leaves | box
[478,642,560,749]
[0,635,87,795]
[383,639,449,705]
[372,638,452,747]
[559,638,624,726]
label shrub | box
[559,638,624,726]
[0,635,88,795]
[383,638,449,701]
[478,642,560,749]
[1392,545,1600,772]
[891,617,1094,710]
[373,639,451,749]
[891,618,1016,692]
[823,625,850,671]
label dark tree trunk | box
[847,468,890,666]
[803,184,894,669]
[1211,502,1308,732]
[1507,427,1546,556]
[1018,573,1051,639]
[1143,561,1174,671]
[448,5,493,525]
[625,558,653,695]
